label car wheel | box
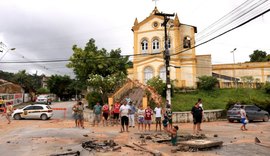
[228,119,234,123]
[14,114,21,120]
[41,114,48,120]
[263,115,269,122]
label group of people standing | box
[90,98,176,133]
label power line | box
[171,8,270,57]
[196,0,268,43]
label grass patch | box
[171,88,270,112]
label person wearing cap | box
[166,125,179,146]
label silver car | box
[227,104,269,122]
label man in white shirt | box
[120,102,131,132]
[154,104,162,131]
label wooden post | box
[108,96,114,107]
[142,96,148,109]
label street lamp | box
[230,48,237,88]
[0,48,16,62]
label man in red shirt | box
[113,100,121,126]
[144,105,153,131]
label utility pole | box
[231,48,237,88]
[155,12,174,107]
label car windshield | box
[229,104,241,110]
[38,95,48,98]
[46,106,52,109]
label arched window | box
[144,66,154,83]
[183,36,191,48]
[152,39,159,53]
[159,66,166,82]
[141,40,148,54]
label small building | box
[0,79,25,105]
[212,62,270,88]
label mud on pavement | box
[0,118,270,156]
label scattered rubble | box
[81,139,120,152]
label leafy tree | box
[12,70,39,93]
[0,70,42,93]
[36,87,50,94]
[67,38,129,102]
[264,82,270,94]
[146,76,166,97]
[47,75,74,100]
[67,38,129,89]
[88,72,126,103]
[197,76,218,90]
[249,50,269,62]
[86,91,103,109]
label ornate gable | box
[132,7,164,31]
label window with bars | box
[152,39,159,53]
[141,40,148,53]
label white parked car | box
[12,104,53,120]
[36,95,52,104]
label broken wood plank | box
[113,146,122,151]
[50,151,80,156]
[133,143,162,156]
[153,138,171,143]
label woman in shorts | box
[137,105,145,132]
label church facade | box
[127,7,212,88]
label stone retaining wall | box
[83,109,224,123]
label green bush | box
[86,91,103,109]
[36,87,50,94]
[197,76,218,90]
[263,82,270,94]
[147,76,166,97]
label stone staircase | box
[120,87,144,107]
[108,79,162,107]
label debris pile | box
[177,140,223,152]
[82,139,121,152]
[136,132,222,154]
